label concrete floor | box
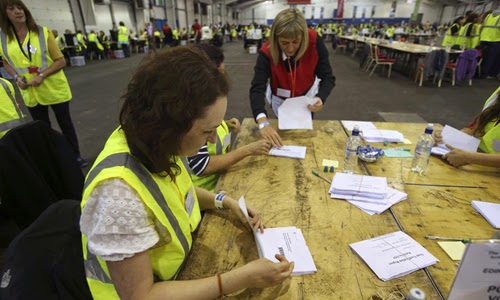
[28,41,500,167]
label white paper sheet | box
[361,129,405,143]
[341,120,377,132]
[329,173,387,199]
[269,145,306,159]
[432,125,480,155]
[471,200,500,229]
[278,96,317,130]
[350,231,439,281]
[347,187,408,215]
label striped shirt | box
[187,144,210,175]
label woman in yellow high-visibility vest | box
[80,47,293,299]
[434,86,500,168]
[0,0,87,167]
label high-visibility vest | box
[471,23,481,48]
[386,27,395,38]
[316,27,323,37]
[456,23,473,48]
[76,33,87,49]
[173,29,179,40]
[55,35,65,51]
[442,23,460,46]
[81,128,202,299]
[478,87,500,154]
[87,33,104,51]
[231,29,237,38]
[118,26,129,44]
[190,121,230,192]
[0,26,72,107]
[480,12,500,42]
[0,78,24,138]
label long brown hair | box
[0,0,38,41]
[119,47,229,179]
[473,90,500,137]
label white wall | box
[95,4,114,32]
[153,6,166,20]
[24,0,75,34]
[112,1,135,32]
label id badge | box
[493,139,500,152]
[185,187,195,216]
[277,88,291,98]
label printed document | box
[341,120,377,132]
[361,129,405,143]
[347,187,407,215]
[269,145,306,159]
[278,96,317,130]
[471,200,500,229]
[350,231,438,281]
[431,125,480,155]
[329,173,387,200]
[238,196,317,275]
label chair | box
[414,49,449,87]
[369,45,396,78]
[363,43,387,71]
[0,200,92,300]
[445,49,481,86]
[352,37,365,57]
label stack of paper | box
[278,96,317,130]
[341,120,377,132]
[431,125,480,155]
[471,200,500,229]
[361,129,405,143]
[238,196,317,275]
[348,188,407,215]
[329,173,387,202]
[269,145,306,159]
[350,231,439,281]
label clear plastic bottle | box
[343,125,362,174]
[411,124,434,174]
[406,288,425,300]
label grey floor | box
[25,40,500,167]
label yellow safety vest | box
[76,33,87,49]
[480,13,500,42]
[386,27,395,38]
[316,27,323,37]
[81,128,202,299]
[0,26,72,108]
[87,33,104,51]
[190,121,230,192]
[231,29,237,38]
[173,29,179,40]
[478,87,500,154]
[442,23,460,46]
[55,35,65,51]
[118,26,129,44]
[0,78,24,138]
[456,23,473,49]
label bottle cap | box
[406,288,425,300]
[352,125,360,136]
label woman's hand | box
[241,139,272,156]
[259,125,283,148]
[433,130,443,145]
[307,97,323,112]
[223,197,264,233]
[443,144,470,167]
[29,75,44,87]
[243,254,295,288]
[15,76,29,90]
[226,118,241,133]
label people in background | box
[0,0,87,167]
[118,21,130,57]
[434,86,500,168]
[249,8,336,147]
[0,77,24,138]
[98,30,110,58]
[76,29,87,57]
[456,13,479,49]
[192,18,202,44]
[87,30,104,59]
[162,22,173,47]
[53,29,69,64]
[479,9,500,79]
[188,44,271,192]
[80,47,293,299]
[442,16,465,47]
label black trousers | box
[27,102,81,157]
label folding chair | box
[369,46,396,78]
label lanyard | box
[13,28,31,62]
[286,57,297,98]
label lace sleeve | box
[80,178,171,261]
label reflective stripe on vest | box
[0,79,23,119]
[0,26,47,74]
[83,152,191,281]
[482,14,500,29]
[0,79,24,133]
[84,245,112,284]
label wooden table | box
[344,122,500,299]
[178,119,440,299]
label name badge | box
[223,133,231,149]
[277,88,291,98]
[29,45,37,54]
[493,139,500,152]
[185,188,195,216]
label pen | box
[311,170,331,184]
[425,235,470,243]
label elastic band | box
[217,273,226,298]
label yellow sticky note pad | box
[403,138,412,145]
[322,159,339,168]
[437,241,466,260]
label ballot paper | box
[361,129,405,143]
[471,200,500,229]
[350,231,439,281]
[431,125,480,155]
[269,145,306,159]
[238,196,317,275]
[278,96,317,130]
[329,173,387,201]
[341,121,377,132]
[347,187,408,215]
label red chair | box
[369,46,396,78]
[364,43,387,71]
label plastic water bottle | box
[343,125,362,174]
[411,124,434,174]
[406,288,425,300]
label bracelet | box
[217,273,226,299]
[214,193,226,210]
[258,121,270,130]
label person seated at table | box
[188,44,271,192]
[250,8,336,147]
[80,47,294,300]
[434,86,500,168]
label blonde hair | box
[268,8,309,65]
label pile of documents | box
[361,129,405,143]
[238,196,317,275]
[329,173,407,215]
[471,200,500,229]
[269,145,307,159]
[431,125,480,156]
[350,231,439,281]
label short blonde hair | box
[268,8,309,65]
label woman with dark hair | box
[80,47,293,299]
[0,0,87,167]
[456,13,479,49]
[442,16,465,47]
[434,86,500,167]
